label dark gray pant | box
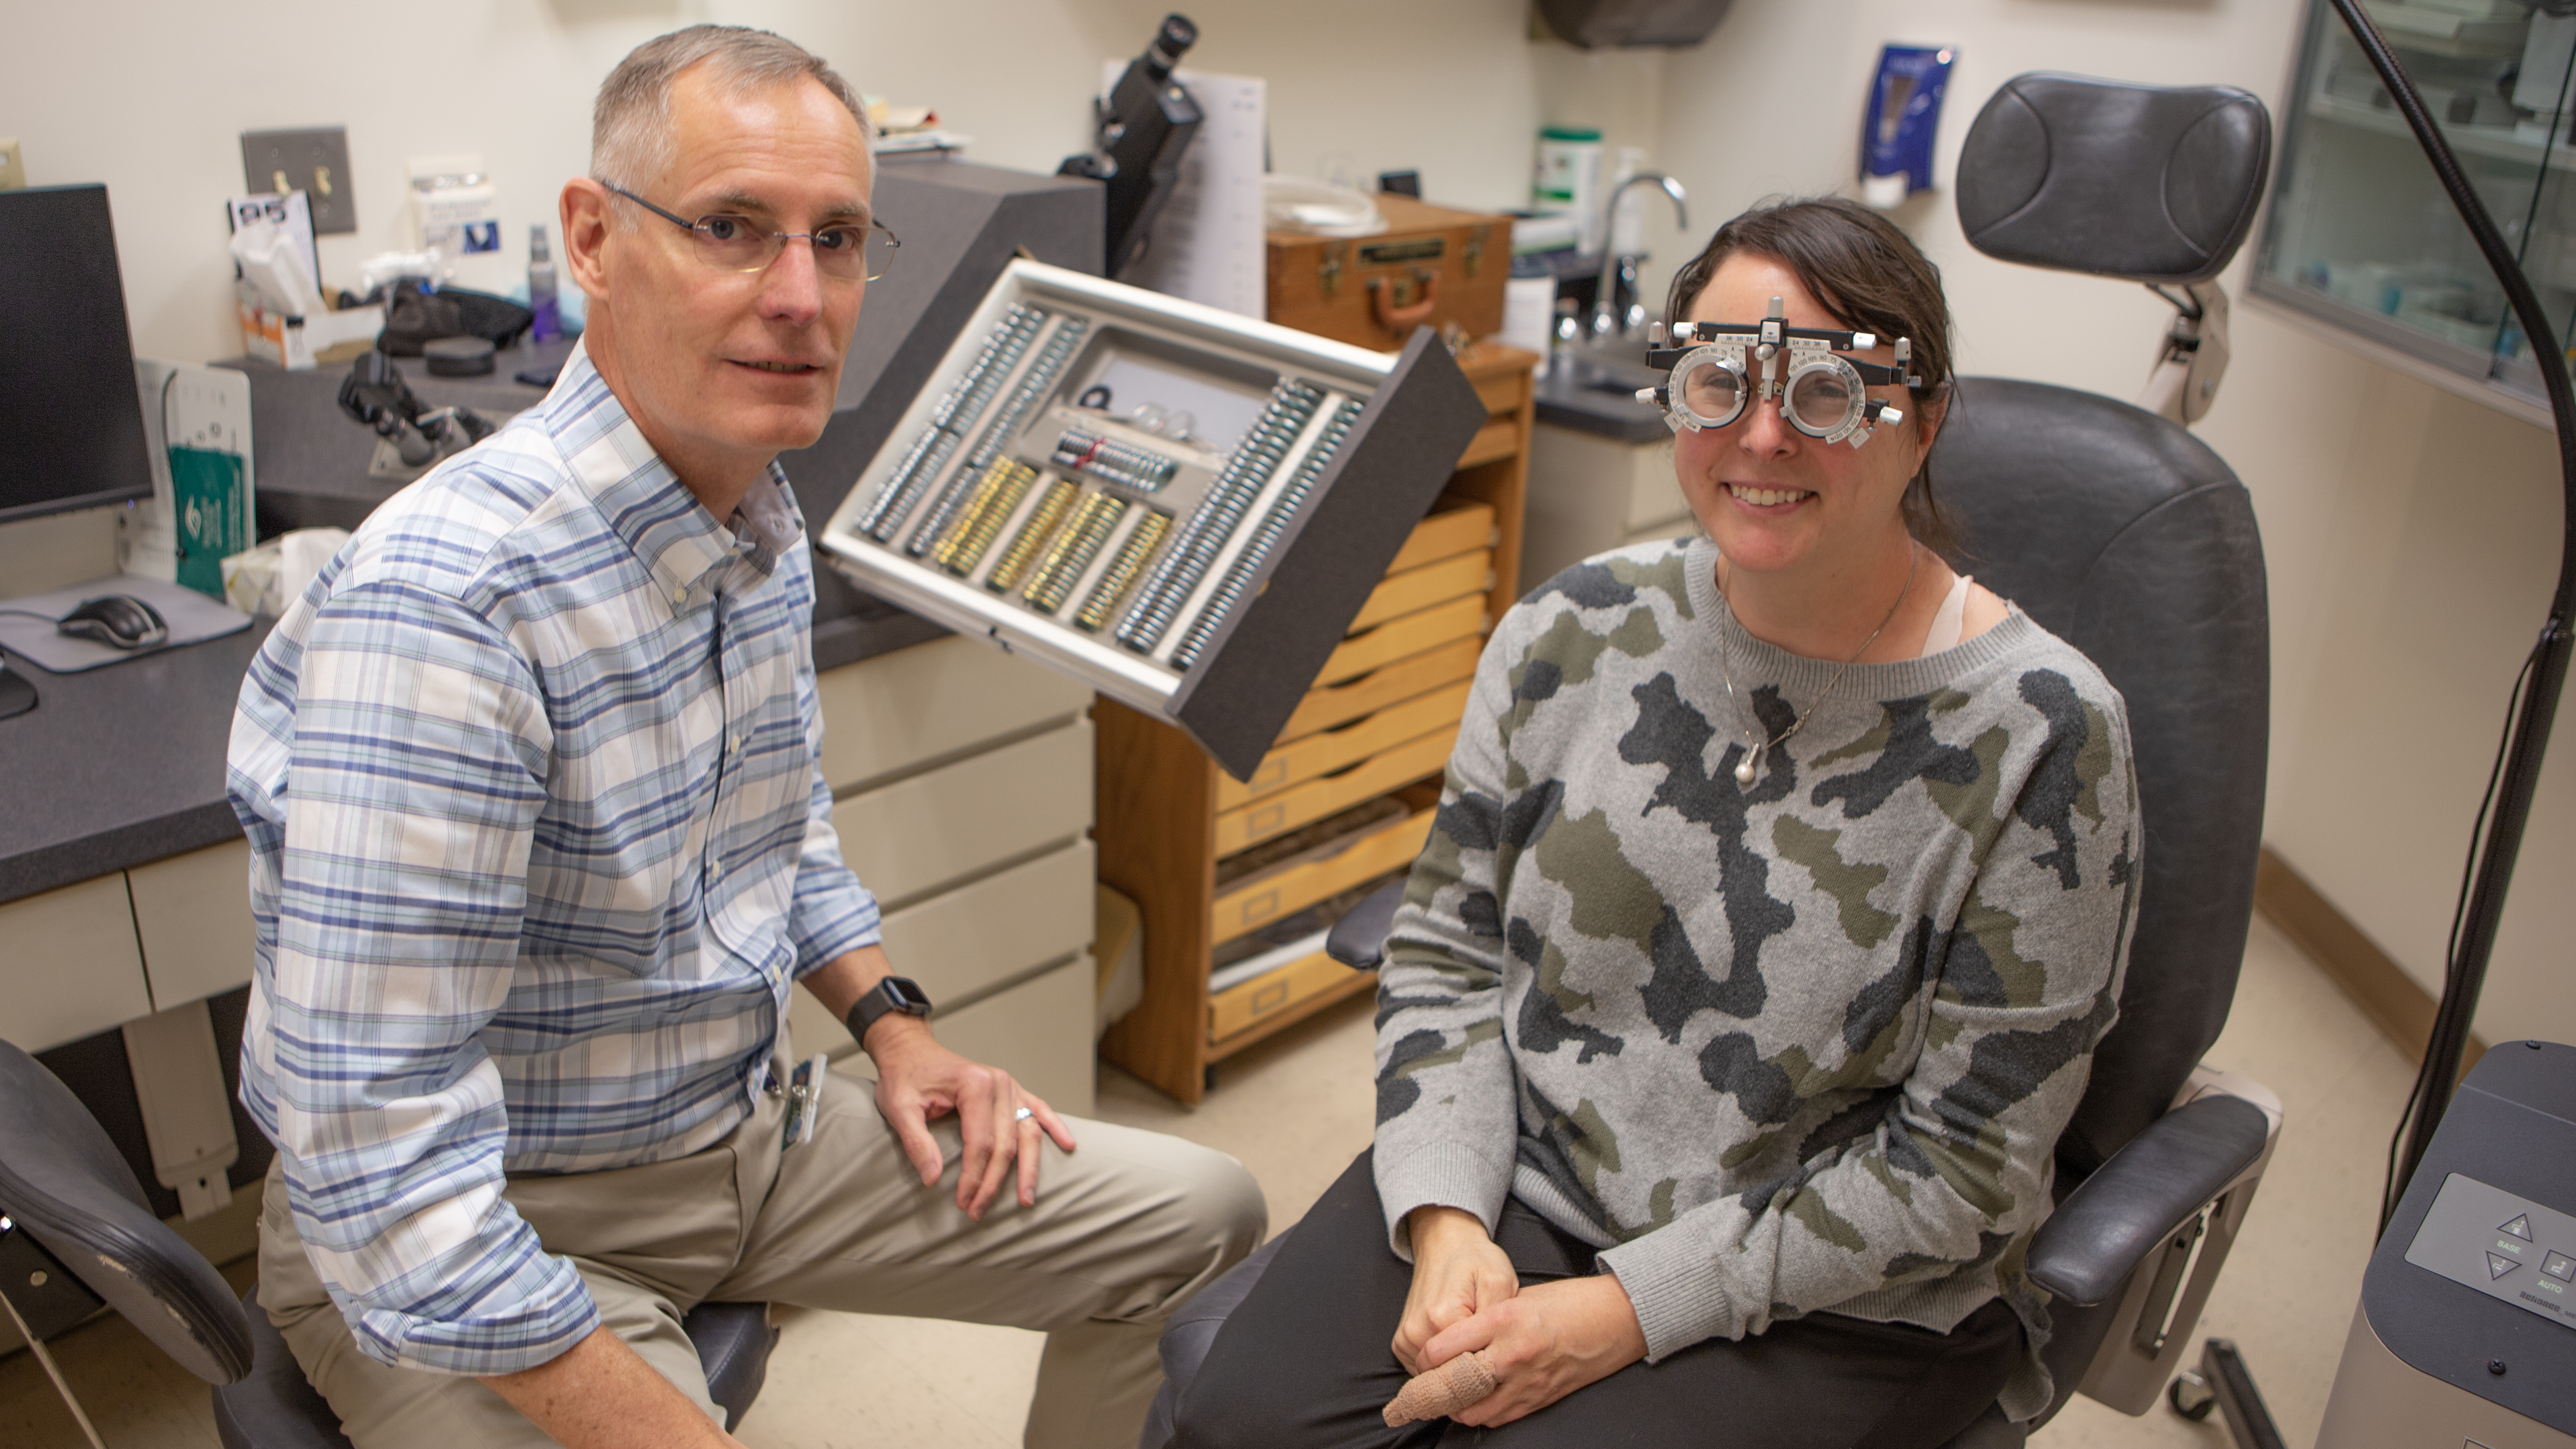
[1173,1152,2021,1449]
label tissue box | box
[239,295,384,370]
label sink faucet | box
[1590,171,1689,349]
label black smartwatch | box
[847,976,933,1042]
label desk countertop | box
[0,625,269,906]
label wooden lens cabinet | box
[1097,342,1534,1105]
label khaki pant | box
[258,1070,1265,1449]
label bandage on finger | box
[1381,1349,1497,1427]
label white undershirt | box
[1921,571,1973,656]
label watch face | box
[883,977,932,1015]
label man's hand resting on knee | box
[804,945,1079,1221]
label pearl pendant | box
[1734,743,1761,786]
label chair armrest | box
[1326,880,1408,969]
[2026,1094,2270,1307]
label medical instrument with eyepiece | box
[1633,297,1919,449]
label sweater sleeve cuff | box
[1597,1223,1749,1362]
[1374,1144,1514,1262]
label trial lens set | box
[845,295,1370,678]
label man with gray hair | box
[228,25,1263,1449]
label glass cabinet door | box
[2254,1,2576,410]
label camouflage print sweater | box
[1373,537,2139,1420]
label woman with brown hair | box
[1172,197,2140,1448]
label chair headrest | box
[1956,73,2272,285]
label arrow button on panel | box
[2501,1215,2535,1242]
[2545,1251,2575,1284]
[2489,1252,2522,1280]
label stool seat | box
[212,1285,776,1446]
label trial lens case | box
[819,259,1486,781]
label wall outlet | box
[0,138,24,192]
[239,127,354,234]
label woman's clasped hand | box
[1395,1208,1647,1426]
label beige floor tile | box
[733,1305,1039,1449]
[1091,993,1381,1237]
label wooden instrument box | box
[1266,196,1509,351]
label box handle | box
[1369,269,1439,332]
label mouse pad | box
[0,575,254,674]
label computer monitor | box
[0,184,154,526]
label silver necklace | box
[1715,544,1920,786]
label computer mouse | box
[58,594,169,650]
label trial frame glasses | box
[604,183,899,282]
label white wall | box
[1,0,1632,366]
[1649,0,2575,1047]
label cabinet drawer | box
[1471,369,1529,418]
[1212,806,1433,943]
[833,716,1092,907]
[1385,501,1495,575]
[1348,550,1490,634]
[127,839,255,1008]
[879,841,1095,1009]
[1209,946,1355,1042]
[1215,726,1457,857]
[1314,595,1486,688]
[0,875,153,1052]
[926,953,1098,1116]
[1279,635,1482,743]
[816,635,1091,795]
[1457,415,1520,469]
[1220,681,1472,812]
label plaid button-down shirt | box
[228,343,881,1375]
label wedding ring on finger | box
[1014,1106,1034,1122]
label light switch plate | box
[0,138,24,192]
[240,126,354,233]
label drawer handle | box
[1248,805,1287,836]
[1250,981,1292,1017]
[1238,890,1281,927]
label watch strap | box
[846,976,932,1042]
